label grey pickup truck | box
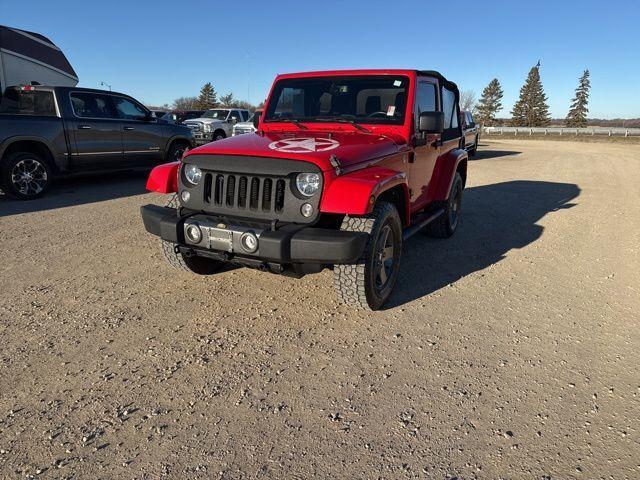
[0,85,194,199]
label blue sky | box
[3,0,638,118]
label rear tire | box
[1,152,52,200]
[426,172,463,238]
[160,194,224,275]
[469,135,478,156]
[333,201,402,310]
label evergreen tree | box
[219,93,235,107]
[565,69,590,127]
[197,82,217,109]
[476,78,504,126]
[511,64,550,127]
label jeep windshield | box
[264,76,409,125]
[201,109,229,119]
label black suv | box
[0,85,194,199]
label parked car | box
[171,110,204,124]
[183,108,251,145]
[232,110,262,136]
[141,69,468,310]
[461,110,479,156]
[0,85,194,199]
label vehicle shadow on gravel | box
[471,149,521,160]
[388,180,580,308]
[0,170,149,217]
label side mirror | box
[230,117,238,125]
[419,111,444,134]
[252,112,261,129]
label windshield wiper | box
[312,116,371,133]
[265,118,307,129]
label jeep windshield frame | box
[264,75,410,126]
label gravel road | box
[1,140,638,479]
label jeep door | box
[112,95,165,166]
[409,78,440,211]
[68,91,124,170]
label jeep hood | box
[186,130,403,171]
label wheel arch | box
[0,137,58,173]
[165,136,192,162]
[429,148,468,201]
[320,167,410,226]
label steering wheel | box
[367,111,388,118]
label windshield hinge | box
[329,154,342,176]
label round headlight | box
[295,172,320,197]
[184,164,202,185]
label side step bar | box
[402,208,445,240]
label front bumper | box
[140,204,368,266]
[193,132,213,145]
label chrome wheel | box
[11,158,48,196]
[374,224,395,291]
[214,133,225,141]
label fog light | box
[301,203,313,217]
[240,231,258,253]
[181,190,191,203]
[185,224,202,243]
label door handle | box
[78,125,92,129]
[123,126,135,131]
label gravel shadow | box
[0,170,149,217]
[388,180,580,308]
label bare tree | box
[460,90,477,113]
[172,96,199,110]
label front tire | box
[1,152,52,200]
[160,194,224,275]
[213,130,226,142]
[333,201,402,310]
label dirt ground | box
[1,139,638,480]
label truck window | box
[265,76,409,125]
[0,88,57,116]
[113,96,148,120]
[70,92,116,119]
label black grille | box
[204,172,287,214]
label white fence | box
[483,126,640,137]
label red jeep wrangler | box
[141,70,467,310]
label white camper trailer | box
[0,25,78,96]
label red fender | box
[429,148,468,201]
[320,167,410,224]
[146,161,180,193]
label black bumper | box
[140,204,368,265]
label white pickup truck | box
[183,108,250,145]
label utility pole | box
[100,81,112,91]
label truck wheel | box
[1,152,52,200]
[333,201,402,310]
[166,141,189,162]
[213,130,226,141]
[427,172,463,238]
[160,194,224,275]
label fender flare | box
[147,161,180,193]
[0,135,57,165]
[320,167,410,224]
[430,148,468,201]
